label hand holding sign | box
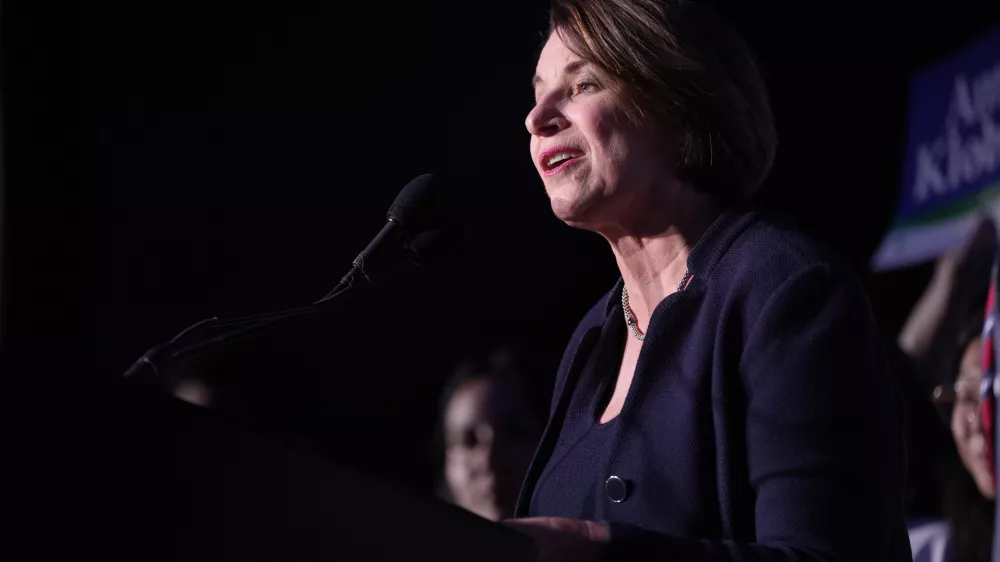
[900,216,998,391]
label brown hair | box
[548,0,777,200]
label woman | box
[912,316,996,562]
[436,350,550,521]
[503,1,911,561]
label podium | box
[107,381,537,562]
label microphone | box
[321,173,444,298]
[124,173,448,382]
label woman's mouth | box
[544,155,584,176]
[539,147,586,176]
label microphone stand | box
[121,225,444,384]
[121,259,385,384]
[122,282,354,384]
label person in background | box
[908,313,997,562]
[888,219,998,521]
[895,217,998,561]
[437,349,551,521]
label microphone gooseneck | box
[124,173,448,382]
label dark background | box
[5,0,1000,517]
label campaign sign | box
[872,27,1000,271]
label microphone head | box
[387,173,439,230]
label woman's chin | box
[973,467,997,500]
[468,502,501,522]
[548,191,599,228]
[966,450,998,499]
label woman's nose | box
[468,427,500,471]
[525,99,569,137]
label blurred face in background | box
[952,338,997,500]
[443,376,543,521]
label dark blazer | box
[515,206,912,562]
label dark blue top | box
[531,310,627,516]
[516,206,912,562]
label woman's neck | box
[605,194,721,333]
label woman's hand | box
[502,517,610,562]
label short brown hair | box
[548,0,777,199]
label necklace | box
[621,270,692,341]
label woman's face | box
[526,31,675,232]
[443,377,541,521]
[952,338,997,500]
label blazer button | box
[605,475,628,503]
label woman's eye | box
[573,81,598,95]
